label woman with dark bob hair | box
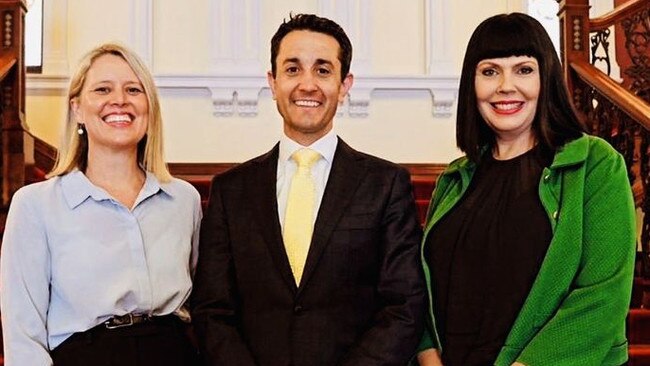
[416,13,636,366]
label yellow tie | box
[283,148,321,285]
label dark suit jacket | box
[191,138,425,366]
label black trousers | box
[50,316,199,366]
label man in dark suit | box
[191,13,425,366]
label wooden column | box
[0,0,26,207]
[557,0,591,115]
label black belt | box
[103,314,176,329]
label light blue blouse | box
[0,170,202,366]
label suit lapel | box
[249,144,298,293]
[298,139,367,293]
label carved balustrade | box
[559,0,650,280]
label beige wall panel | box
[26,93,67,147]
[154,0,211,73]
[337,94,459,163]
[370,1,426,75]
[161,93,283,162]
[67,0,133,65]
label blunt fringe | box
[456,12,585,162]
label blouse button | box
[544,174,550,181]
[553,211,559,219]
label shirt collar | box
[61,170,170,209]
[279,129,338,165]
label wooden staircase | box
[630,270,650,364]
[630,308,650,364]
[559,0,650,364]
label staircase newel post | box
[0,0,27,207]
[557,0,591,123]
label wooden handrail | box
[0,54,16,81]
[590,0,649,31]
[570,59,650,131]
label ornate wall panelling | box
[206,0,263,116]
[316,0,458,118]
[26,0,459,119]
[191,0,459,118]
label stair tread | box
[629,346,650,366]
[635,278,650,290]
[628,308,650,344]
[630,308,650,315]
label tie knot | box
[292,148,321,168]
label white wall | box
[25,0,612,164]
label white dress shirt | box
[276,130,338,230]
[0,170,202,366]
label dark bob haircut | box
[456,12,585,162]
[270,13,353,82]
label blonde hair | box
[48,43,172,182]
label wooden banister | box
[590,0,648,31]
[570,59,650,131]
[0,55,16,81]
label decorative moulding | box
[26,74,69,91]
[32,0,459,118]
[26,74,459,118]
[351,75,458,118]
[152,74,460,118]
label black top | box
[426,147,553,366]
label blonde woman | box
[1,43,201,366]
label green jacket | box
[419,134,636,365]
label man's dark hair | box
[270,13,353,81]
[456,12,585,162]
